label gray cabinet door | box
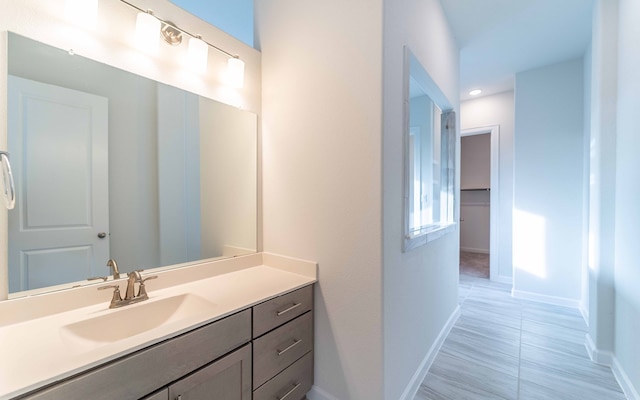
[168,344,252,400]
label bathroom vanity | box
[0,253,316,400]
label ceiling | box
[440,0,594,101]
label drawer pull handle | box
[278,383,301,400]
[277,302,302,316]
[277,339,302,356]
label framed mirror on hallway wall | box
[403,47,457,252]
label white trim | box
[405,223,457,252]
[612,356,640,400]
[307,385,341,400]
[399,306,461,400]
[584,335,640,400]
[584,333,613,365]
[492,275,513,285]
[461,126,501,283]
[511,289,581,308]
[579,303,589,325]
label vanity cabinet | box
[168,344,251,400]
[15,285,313,400]
[252,285,314,400]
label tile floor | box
[414,273,627,400]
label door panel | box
[8,75,109,293]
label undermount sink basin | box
[61,294,215,346]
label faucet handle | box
[136,275,157,300]
[140,275,158,284]
[98,284,123,304]
[88,276,108,282]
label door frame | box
[461,125,507,283]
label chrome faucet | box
[106,259,121,279]
[98,270,158,308]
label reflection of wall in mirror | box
[200,98,257,257]
[409,95,434,228]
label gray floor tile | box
[520,344,623,392]
[521,304,587,332]
[519,366,627,400]
[521,319,586,345]
[426,352,518,399]
[413,275,626,400]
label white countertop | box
[0,253,316,399]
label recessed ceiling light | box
[469,89,482,96]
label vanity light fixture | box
[469,89,482,96]
[188,35,209,73]
[227,57,245,89]
[135,10,161,52]
[119,0,245,86]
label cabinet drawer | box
[253,351,313,400]
[21,310,251,400]
[253,285,313,338]
[253,312,313,389]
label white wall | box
[587,0,618,357]
[461,91,514,279]
[256,0,458,398]
[255,1,385,399]
[382,0,459,399]
[0,0,261,298]
[613,0,640,395]
[581,42,592,323]
[513,59,585,304]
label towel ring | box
[0,151,16,210]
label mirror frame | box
[402,46,457,252]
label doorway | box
[460,126,500,281]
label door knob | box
[97,232,107,239]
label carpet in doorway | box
[460,251,489,278]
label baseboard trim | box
[491,275,512,285]
[511,289,580,308]
[398,305,461,400]
[579,304,589,326]
[584,335,640,400]
[584,333,613,365]
[460,247,489,254]
[307,385,340,400]
[612,356,640,400]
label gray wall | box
[513,58,585,303]
[614,0,640,394]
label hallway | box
[413,273,626,399]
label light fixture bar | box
[118,0,240,60]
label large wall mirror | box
[6,32,257,297]
[403,47,456,252]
